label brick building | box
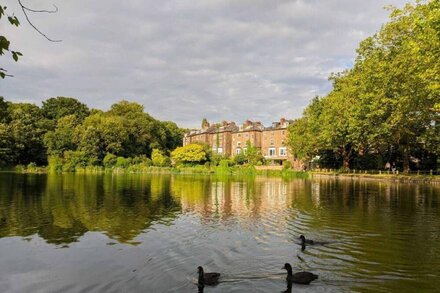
[184,118,301,168]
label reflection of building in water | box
[174,177,307,219]
[311,182,321,206]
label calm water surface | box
[0,173,439,292]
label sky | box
[1,0,409,128]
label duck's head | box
[299,235,306,241]
[282,263,293,276]
[197,266,204,274]
[282,263,292,270]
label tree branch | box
[17,0,61,42]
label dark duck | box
[299,235,328,246]
[282,263,318,285]
[197,266,220,287]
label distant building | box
[183,118,302,168]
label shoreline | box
[310,172,440,184]
[2,166,440,184]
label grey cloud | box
[1,0,409,127]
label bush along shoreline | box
[10,158,309,179]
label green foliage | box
[103,153,117,168]
[115,157,131,168]
[151,149,171,167]
[245,140,264,165]
[288,0,440,172]
[62,151,89,172]
[283,160,292,170]
[74,112,128,162]
[42,97,90,122]
[171,144,207,165]
[233,152,247,165]
[8,103,50,165]
[0,5,22,78]
[0,97,10,123]
[44,115,79,156]
[0,97,184,169]
[47,156,63,173]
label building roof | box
[185,118,291,136]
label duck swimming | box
[299,235,328,246]
[282,263,318,285]
[299,235,314,245]
[197,266,220,287]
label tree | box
[288,0,440,172]
[8,103,50,165]
[151,149,170,167]
[42,97,90,122]
[171,144,207,165]
[74,112,127,163]
[245,140,264,165]
[201,118,209,129]
[0,96,10,123]
[160,121,184,152]
[108,100,161,157]
[44,114,79,156]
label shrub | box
[283,160,292,170]
[63,151,89,171]
[48,156,63,173]
[151,149,171,167]
[115,157,130,168]
[234,153,246,165]
[103,153,118,168]
[171,144,207,165]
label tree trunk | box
[402,145,410,173]
[341,146,351,171]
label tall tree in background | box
[288,0,439,172]
[42,97,90,122]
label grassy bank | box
[8,163,309,179]
[311,171,440,184]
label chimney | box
[243,119,252,129]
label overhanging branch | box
[17,0,61,42]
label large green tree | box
[42,97,90,122]
[288,0,439,172]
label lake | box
[0,173,439,292]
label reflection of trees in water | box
[294,178,440,289]
[0,173,180,245]
[1,172,439,260]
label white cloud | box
[1,0,409,127]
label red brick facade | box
[184,118,302,168]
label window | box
[269,148,276,156]
[237,142,241,147]
[236,148,241,154]
[270,139,274,146]
[238,133,241,137]
[245,133,249,138]
[217,147,223,154]
[279,147,287,156]
[282,130,285,135]
[243,148,247,154]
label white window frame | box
[279,147,287,156]
[268,148,276,157]
[217,147,223,154]
[236,148,241,154]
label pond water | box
[0,173,439,292]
